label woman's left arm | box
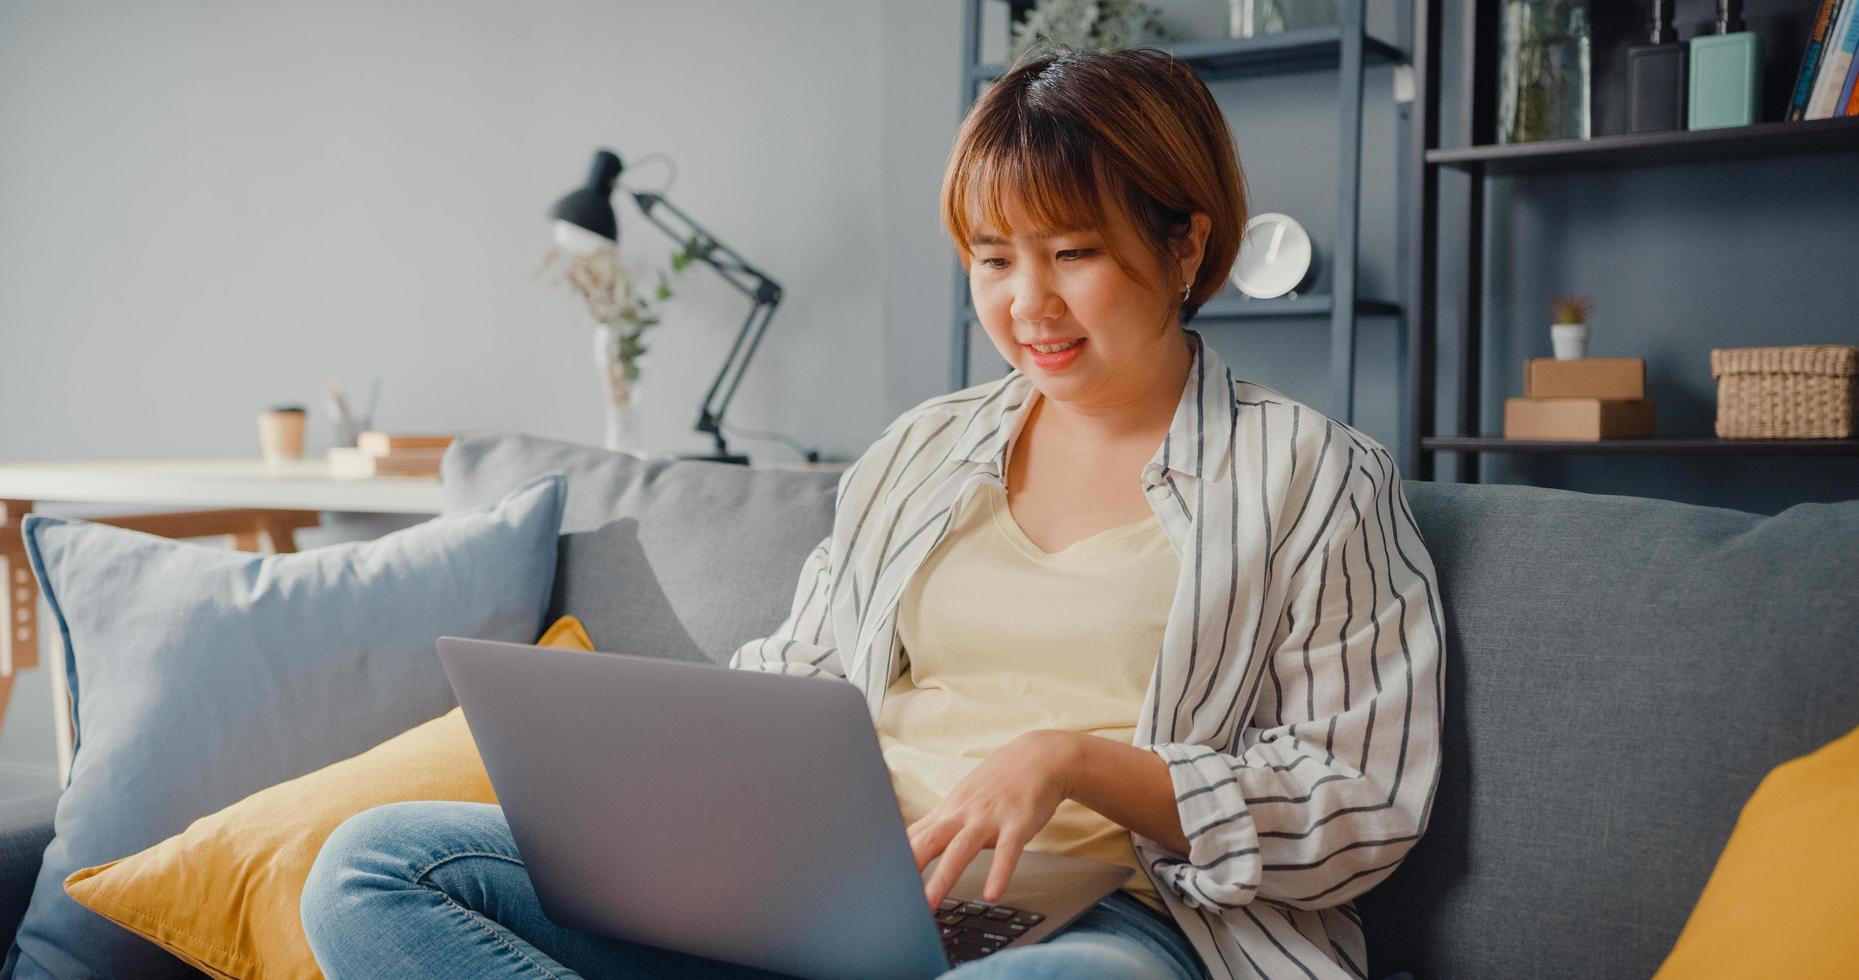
[1123,443,1447,913]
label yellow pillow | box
[63,616,596,980]
[1653,723,1859,979]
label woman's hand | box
[907,730,1078,910]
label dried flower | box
[1548,295,1593,325]
[538,238,703,384]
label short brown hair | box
[939,43,1249,324]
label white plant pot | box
[593,325,644,456]
[1550,323,1589,360]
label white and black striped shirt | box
[730,328,1446,979]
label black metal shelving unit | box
[952,1,1410,427]
[1407,0,1859,484]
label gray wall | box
[1,0,1853,792]
[0,0,895,795]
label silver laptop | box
[436,635,1134,980]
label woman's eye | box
[974,249,1094,270]
[978,250,1092,269]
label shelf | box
[1422,436,1859,456]
[1427,115,1859,176]
[961,292,1399,322]
[1197,293,1400,319]
[970,26,1405,85]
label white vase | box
[1550,322,1589,360]
[592,325,644,455]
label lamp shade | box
[549,149,622,251]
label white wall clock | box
[1230,212,1316,300]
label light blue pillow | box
[3,472,566,979]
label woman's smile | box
[1024,337,1085,369]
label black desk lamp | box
[549,148,792,465]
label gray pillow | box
[441,433,838,665]
[6,473,565,980]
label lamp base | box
[677,451,751,466]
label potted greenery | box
[1010,0,1172,62]
[1549,294,1594,360]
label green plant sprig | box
[1548,294,1593,325]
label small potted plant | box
[1549,294,1593,360]
[1010,0,1173,61]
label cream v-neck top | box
[876,479,1178,915]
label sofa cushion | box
[440,432,839,666]
[5,474,565,980]
[1356,482,1859,980]
[0,794,56,956]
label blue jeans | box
[302,801,1207,979]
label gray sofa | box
[1,430,1855,979]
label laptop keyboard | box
[934,898,1046,964]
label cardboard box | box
[1525,357,1646,399]
[1504,398,1656,441]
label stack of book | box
[1790,0,1859,120]
[327,432,455,479]
[1504,358,1655,441]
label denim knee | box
[300,800,492,954]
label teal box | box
[1688,31,1761,130]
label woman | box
[302,45,1444,980]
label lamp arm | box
[618,189,786,463]
[698,297,783,458]
[627,191,780,302]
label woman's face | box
[965,190,1209,411]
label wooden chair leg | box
[259,518,300,554]
[0,500,38,676]
[0,671,13,749]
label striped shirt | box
[729,328,1446,979]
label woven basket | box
[1710,344,1858,439]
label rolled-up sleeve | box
[727,531,847,680]
[726,455,877,681]
[1150,443,1445,912]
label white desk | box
[0,456,444,777]
[0,456,445,515]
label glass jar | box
[1497,0,1592,144]
[1227,0,1335,38]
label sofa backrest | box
[441,431,838,667]
[442,431,1859,979]
[1358,480,1859,979]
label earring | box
[1181,282,1192,302]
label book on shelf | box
[1789,0,1844,120]
[1808,0,1859,118]
[1841,30,1859,113]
